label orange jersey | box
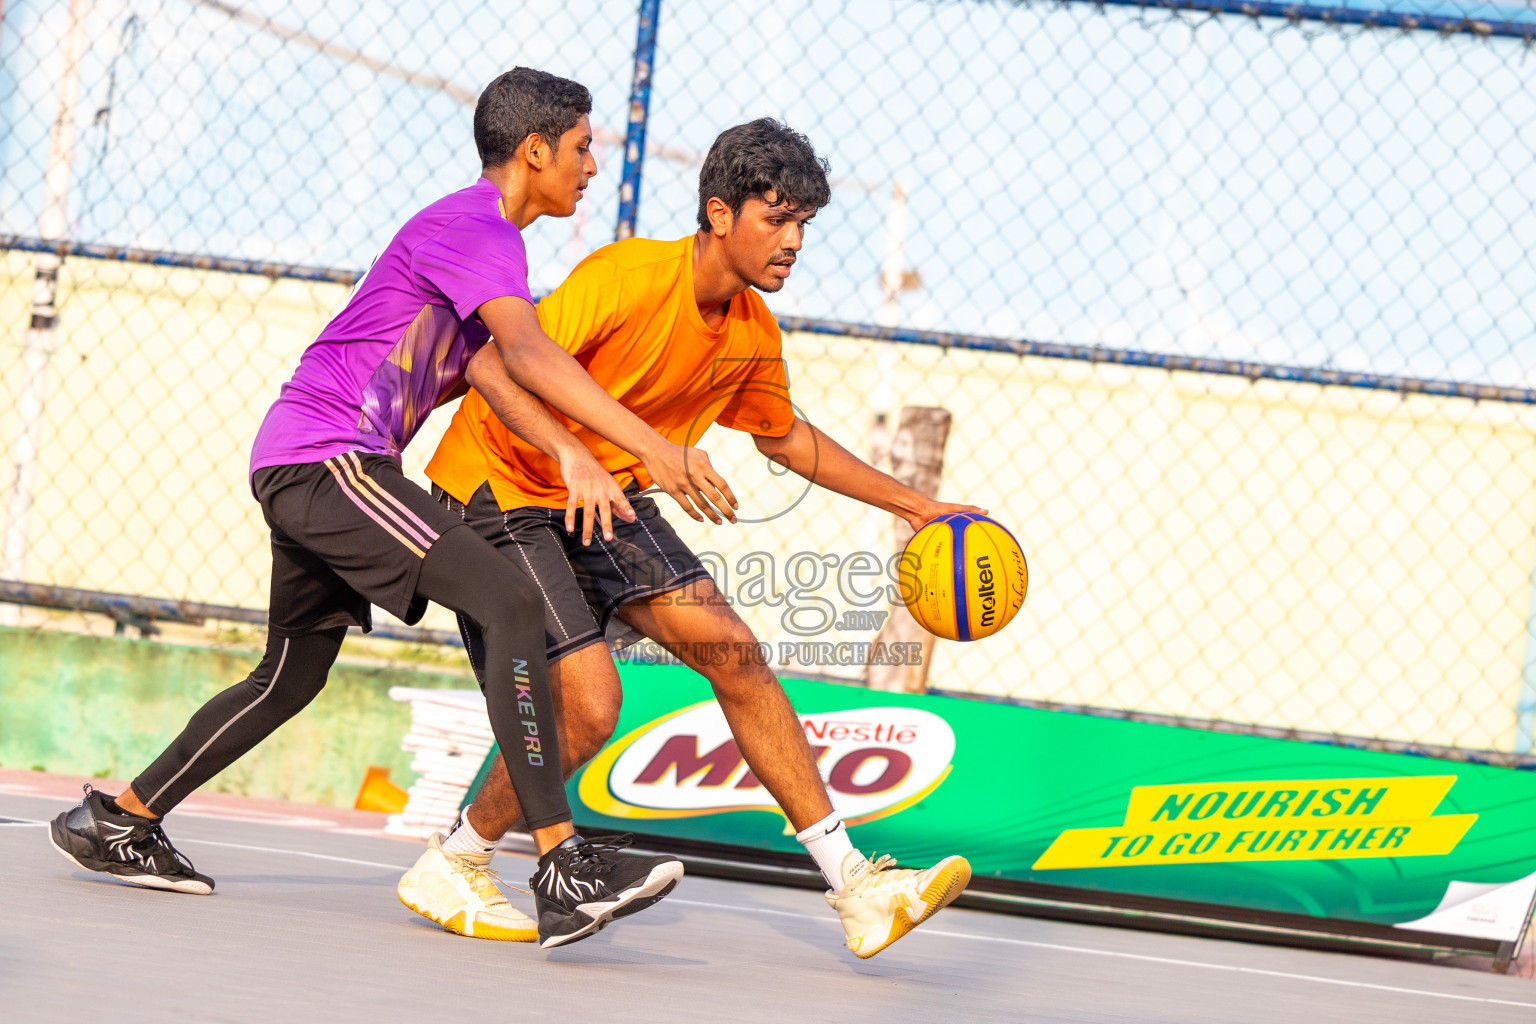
[425,236,794,510]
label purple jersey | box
[250,178,531,479]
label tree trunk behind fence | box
[865,406,952,693]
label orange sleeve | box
[714,322,795,438]
[535,254,626,357]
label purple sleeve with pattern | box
[411,216,534,321]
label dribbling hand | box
[905,500,988,534]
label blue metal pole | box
[615,0,662,241]
[0,234,365,285]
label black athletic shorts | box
[438,481,712,665]
[254,452,466,637]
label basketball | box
[900,513,1028,642]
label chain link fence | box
[3,0,1536,758]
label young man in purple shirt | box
[48,68,732,949]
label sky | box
[1,0,1533,387]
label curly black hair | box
[696,118,831,231]
[474,68,592,168]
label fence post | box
[3,0,86,594]
[614,0,662,241]
[865,406,954,694]
[1519,535,1536,753]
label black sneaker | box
[531,834,682,948]
[49,785,214,895]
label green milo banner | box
[564,672,1536,948]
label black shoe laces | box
[567,834,634,867]
[136,821,201,876]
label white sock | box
[440,810,498,856]
[796,812,865,893]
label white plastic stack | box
[384,686,494,839]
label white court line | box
[12,817,1532,1008]
[175,838,408,872]
[668,898,1536,1010]
[0,815,409,872]
[0,789,357,831]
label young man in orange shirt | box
[399,119,980,958]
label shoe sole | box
[538,860,684,949]
[397,883,537,942]
[49,817,214,896]
[855,856,972,959]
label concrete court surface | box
[1,783,1533,1024]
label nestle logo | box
[802,718,919,745]
[578,703,957,827]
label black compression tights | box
[408,525,569,830]
[132,626,347,816]
[131,527,569,828]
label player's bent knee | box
[568,733,609,769]
[721,620,759,653]
[569,701,620,765]
[246,626,342,716]
[269,638,341,714]
[266,677,327,718]
[492,579,542,625]
[592,700,621,748]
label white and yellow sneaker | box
[825,852,972,958]
[397,833,537,942]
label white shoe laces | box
[446,857,530,905]
[842,854,917,898]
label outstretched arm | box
[476,295,737,525]
[753,417,985,532]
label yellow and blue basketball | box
[900,513,1027,642]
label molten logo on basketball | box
[976,555,996,629]
[577,702,956,825]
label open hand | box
[642,441,738,525]
[558,447,636,544]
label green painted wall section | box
[0,627,475,808]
